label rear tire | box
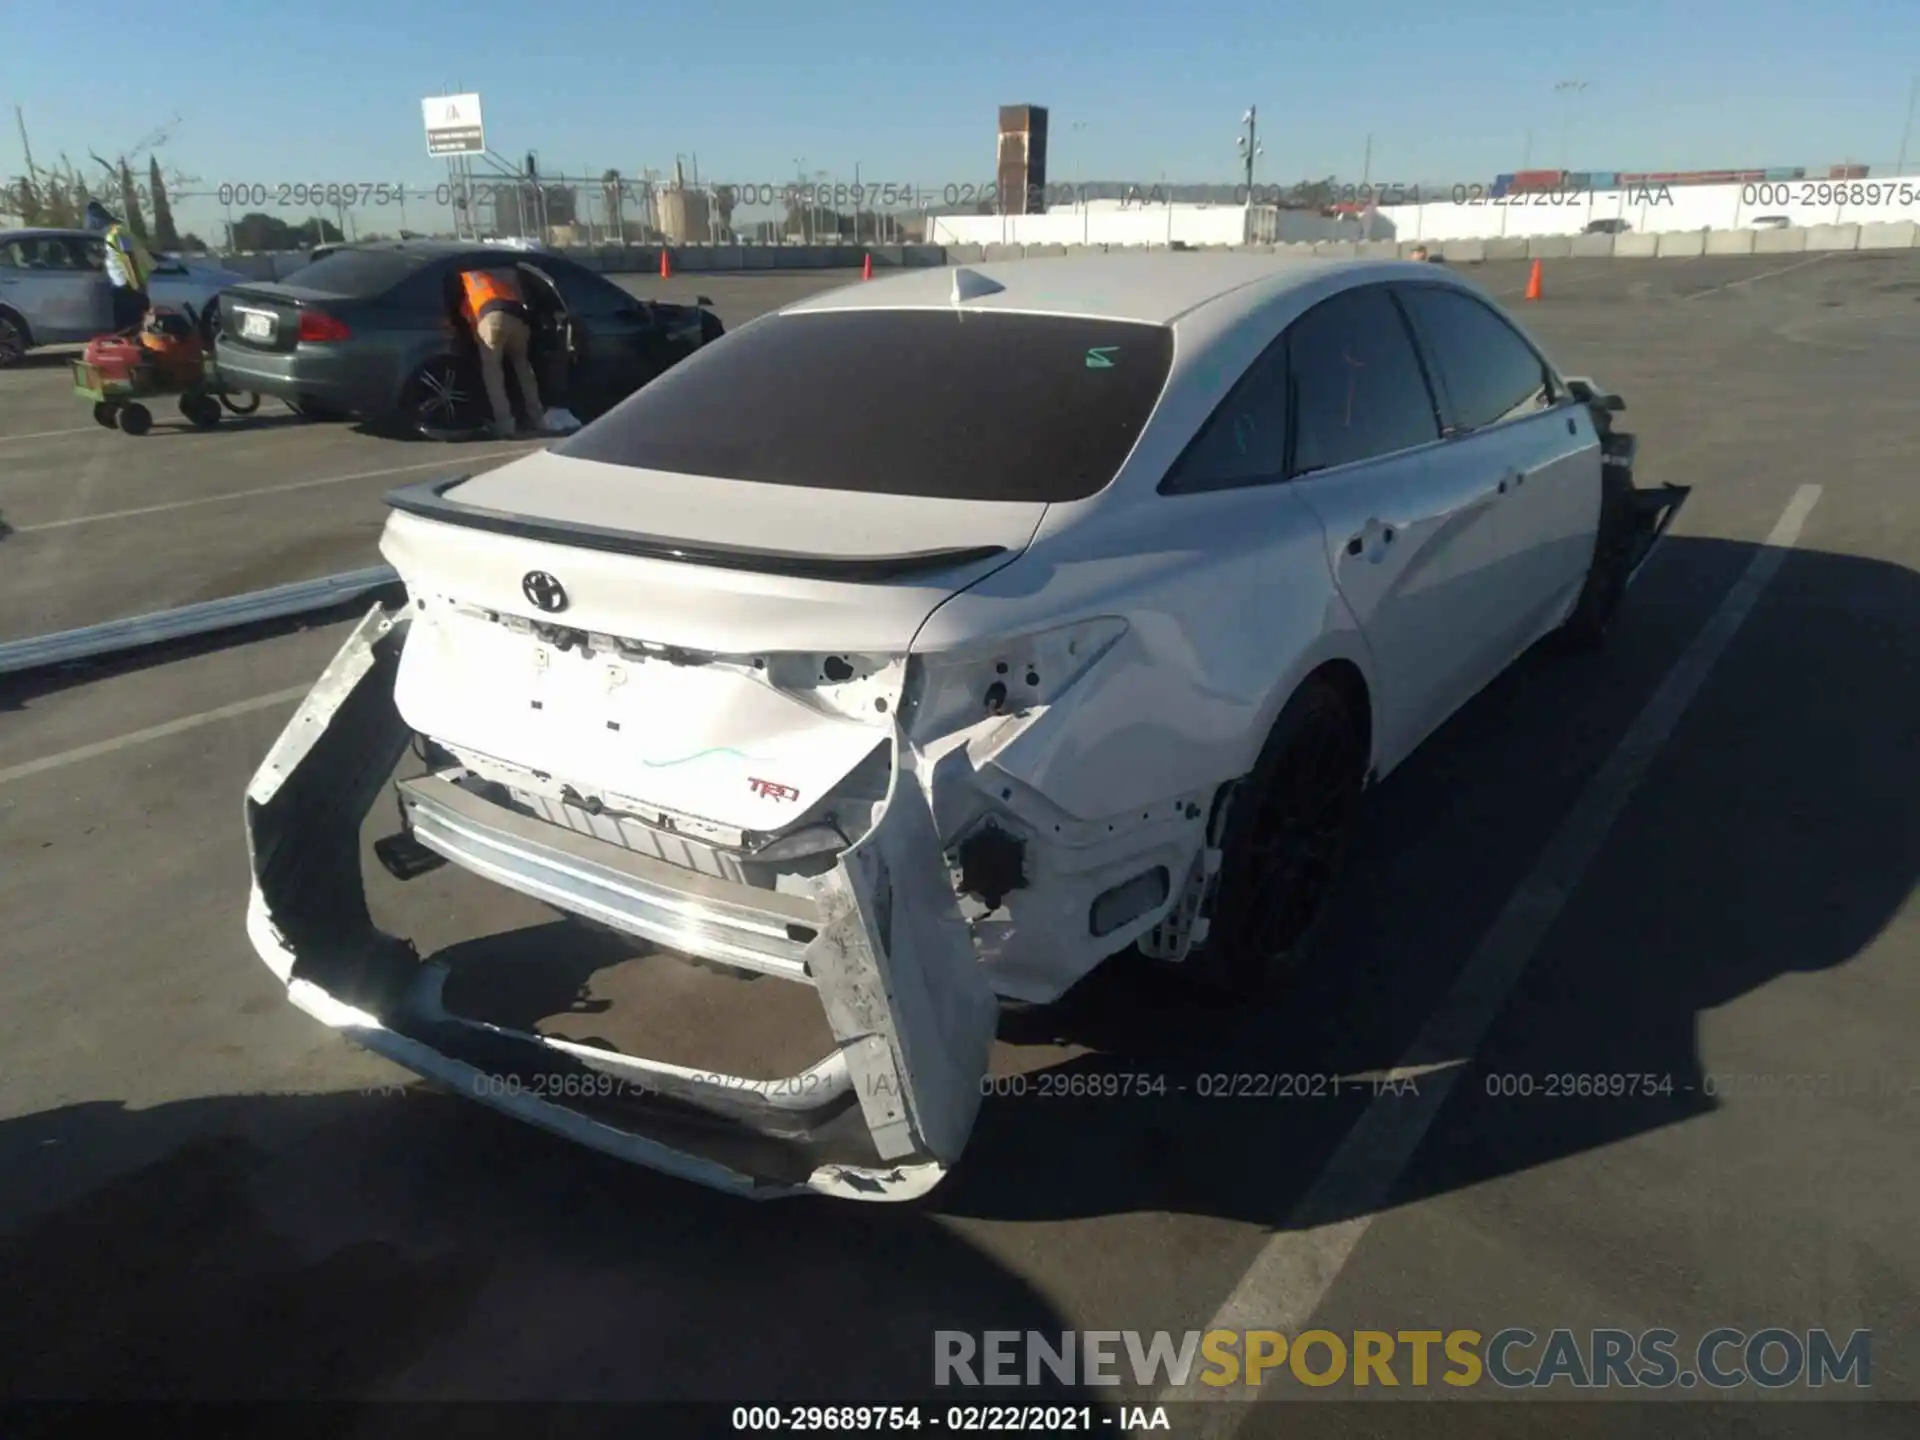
[181,393,222,429]
[1556,469,1633,652]
[117,402,153,436]
[0,311,28,367]
[221,390,261,415]
[399,356,486,438]
[92,401,119,428]
[1175,676,1368,999]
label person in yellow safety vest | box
[85,201,154,333]
[456,266,580,439]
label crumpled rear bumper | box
[242,604,999,1201]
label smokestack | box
[996,104,1049,215]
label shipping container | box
[1765,167,1805,180]
[1566,172,1591,187]
[1589,171,1617,188]
[1494,172,1516,186]
[1490,179,1511,198]
[1514,169,1563,184]
[1828,164,1869,179]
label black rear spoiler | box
[384,475,1008,584]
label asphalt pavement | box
[1,252,1916,1434]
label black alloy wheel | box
[1180,677,1368,997]
[403,357,486,437]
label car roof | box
[0,227,96,242]
[780,252,1426,328]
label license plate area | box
[237,308,276,342]
[392,609,889,832]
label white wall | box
[927,203,1392,248]
[1377,176,1920,241]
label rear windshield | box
[556,309,1176,503]
[285,248,429,296]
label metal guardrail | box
[0,566,400,677]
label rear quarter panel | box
[914,484,1371,822]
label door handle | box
[1495,467,1523,495]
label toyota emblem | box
[522,570,568,613]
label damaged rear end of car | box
[243,299,1181,1200]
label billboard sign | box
[423,94,485,157]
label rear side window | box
[557,309,1175,503]
[1286,286,1440,475]
[1395,285,1555,432]
[287,249,429,296]
[1161,339,1290,492]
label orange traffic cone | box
[659,249,672,279]
[1523,259,1543,301]
[862,252,873,280]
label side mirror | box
[1564,377,1626,413]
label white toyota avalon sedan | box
[243,253,1688,1201]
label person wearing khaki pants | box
[457,266,581,438]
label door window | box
[1286,286,1442,476]
[1160,339,1290,493]
[1394,284,1556,433]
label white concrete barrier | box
[1752,227,1808,254]
[1569,234,1615,257]
[1356,240,1399,258]
[1805,224,1860,252]
[1484,237,1529,260]
[984,244,1024,261]
[1442,238,1485,262]
[1527,235,1573,259]
[1657,231,1706,258]
[1312,240,1357,257]
[1858,220,1918,250]
[1704,230,1756,255]
[1614,232,1660,257]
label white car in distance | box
[244,254,1688,1201]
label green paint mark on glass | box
[1085,346,1119,369]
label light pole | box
[793,156,806,243]
[1236,106,1263,199]
[1362,133,1373,188]
[1066,120,1087,206]
[1897,75,1918,176]
[1554,80,1588,172]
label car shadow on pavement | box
[0,1090,1096,1409]
[931,536,1918,1227]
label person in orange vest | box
[456,265,579,438]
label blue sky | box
[4,0,1915,234]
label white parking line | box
[0,685,312,788]
[0,426,100,446]
[1165,483,1823,1415]
[12,447,541,533]
[1681,252,1831,299]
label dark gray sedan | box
[212,240,721,435]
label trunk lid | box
[381,450,1043,831]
